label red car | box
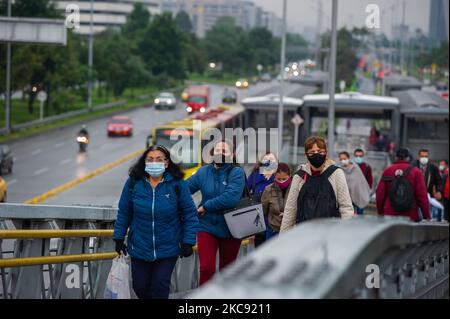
[107,116,133,137]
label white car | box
[154,92,177,110]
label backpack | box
[382,166,415,212]
[295,165,341,223]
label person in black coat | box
[414,149,442,200]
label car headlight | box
[154,99,160,104]
[186,106,193,112]
[167,99,172,104]
[200,107,206,113]
[236,81,241,87]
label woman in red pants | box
[186,140,246,285]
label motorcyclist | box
[78,125,89,138]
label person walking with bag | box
[113,145,199,299]
[376,148,430,222]
[261,163,292,240]
[339,151,371,215]
[280,136,354,233]
[186,139,245,285]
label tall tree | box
[139,13,186,79]
[175,11,192,34]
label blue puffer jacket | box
[113,172,199,262]
[247,171,275,200]
[186,164,245,238]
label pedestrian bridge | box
[0,203,448,299]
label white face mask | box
[340,159,350,166]
[439,165,446,171]
[419,157,429,165]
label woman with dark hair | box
[261,163,292,240]
[186,139,245,286]
[113,145,199,299]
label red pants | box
[197,232,242,286]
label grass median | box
[0,86,183,144]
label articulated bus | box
[146,104,245,178]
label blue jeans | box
[130,256,177,299]
[265,226,279,240]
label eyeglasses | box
[146,157,167,163]
[306,150,327,157]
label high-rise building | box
[161,0,282,38]
[429,0,449,44]
[54,0,161,35]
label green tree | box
[248,28,280,69]
[202,17,252,74]
[139,13,186,79]
[175,11,192,34]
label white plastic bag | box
[104,255,131,299]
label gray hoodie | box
[341,163,371,209]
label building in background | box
[54,0,161,35]
[161,0,283,38]
[429,0,449,45]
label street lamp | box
[327,0,338,154]
[277,0,287,155]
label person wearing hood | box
[186,139,245,286]
[339,151,371,215]
[247,152,278,247]
[280,136,354,233]
[261,163,292,240]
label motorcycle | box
[76,134,89,152]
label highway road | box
[2,81,316,205]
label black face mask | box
[307,153,327,169]
[213,154,231,166]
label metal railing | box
[0,203,254,299]
[190,216,449,299]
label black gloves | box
[114,239,127,256]
[179,243,194,258]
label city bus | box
[146,104,245,178]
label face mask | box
[354,156,363,164]
[340,159,350,166]
[213,153,231,166]
[307,153,327,169]
[275,178,291,190]
[439,165,446,172]
[145,162,166,177]
[419,157,429,165]
[261,159,278,173]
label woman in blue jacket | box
[186,140,245,285]
[113,145,199,299]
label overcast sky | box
[252,0,431,37]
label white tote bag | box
[224,201,266,239]
[104,255,131,299]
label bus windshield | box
[154,129,199,170]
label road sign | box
[0,17,67,45]
[291,114,304,126]
[37,91,47,103]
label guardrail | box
[190,216,449,299]
[0,203,254,299]
[0,101,127,136]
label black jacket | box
[414,160,442,197]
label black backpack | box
[296,165,341,223]
[382,166,415,212]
